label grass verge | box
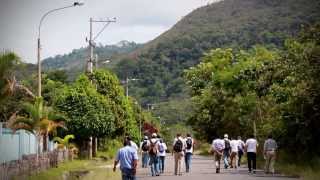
[20,157,120,180]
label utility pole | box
[126,76,129,98]
[85,17,116,159]
[86,17,116,73]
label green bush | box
[98,138,123,160]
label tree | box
[55,74,116,141]
[9,97,65,152]
[184,47,279,141]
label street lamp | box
[124,77,139,98]
[37,2,84,97]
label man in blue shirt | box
[113,137,139,180]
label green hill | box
[42,40,142,71]
[112,0,320,105]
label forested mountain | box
[42,40,141,71]
[113,0,320,105]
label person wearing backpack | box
[184,133,194,173]
[173,133,185,176]
[223,134,231,169]
[158,138,167,173]
[149,133,160,176]
[140,136,150,168]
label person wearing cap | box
[149,133,160,176]
[223,134,231,169]
[140,136,150,168]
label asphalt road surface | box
[136,155,299,180]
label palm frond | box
[22,102,40,122]
[63,134,75,145]
[53,137,63,144]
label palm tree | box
[8,97,65,152]
[0,52,20,101]
[53,134,75,149]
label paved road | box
[136,155,299,180]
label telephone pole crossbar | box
[86,17,116,73]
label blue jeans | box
[223,151,230,168]
[149,155,159,176]
[121,168,136,180]
[159,156,165,173]
[142,152,149,168]
[184,152,192,172]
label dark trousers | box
[247,152,256,172]
[238,150,243,166]
[159,156,165,173]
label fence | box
[0,122,65,180]
[0,149,70,180]
[0,122,55,164]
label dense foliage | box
[54,70,140,141]
[185,25,320,157]
[113,0,320,106]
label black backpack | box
[142,141,149,152]
[224,139,231,150]
[186,138,192,150]
[173,139,183,152]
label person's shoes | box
[216,168,220,173]
[248,170,252,174]
[253,170,256,174]
[156,174,160,176]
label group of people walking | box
[113,133,195,180]
[211,134,278,174]
[140,133,194,176]
[113,133,277,180]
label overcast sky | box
[0,0,215,64]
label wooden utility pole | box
[86,17,116,159]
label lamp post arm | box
[38,5,75,38]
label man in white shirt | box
[245,135,258,173]
[230,137,239,168]
[184,133,194,173]
[211,137,225,173]
[173,133,185,176]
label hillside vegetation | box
[42,41,141,71]
[113,0,320,105]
